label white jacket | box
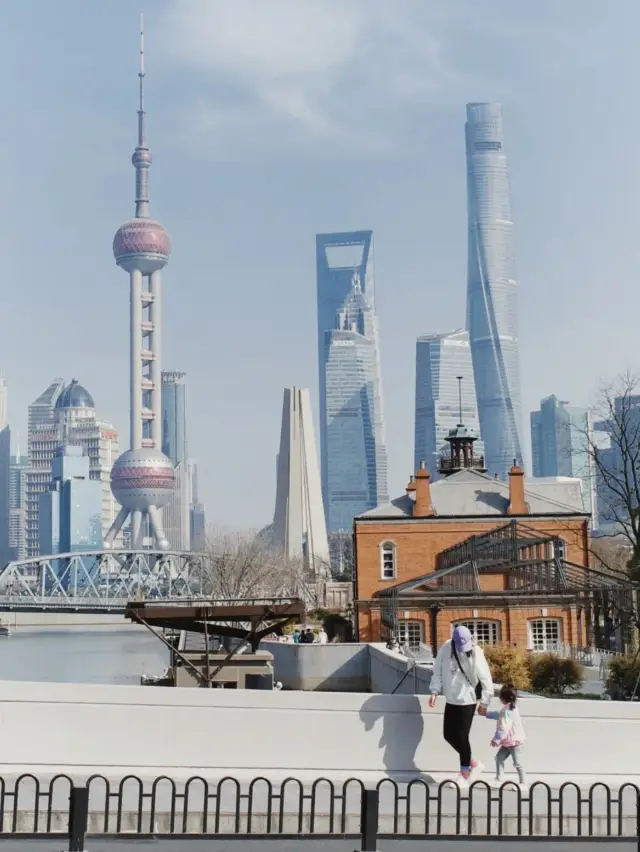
[429,640,493,707]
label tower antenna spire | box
[133,12,151,218]
[138,13,145,147]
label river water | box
[0,629,169,685]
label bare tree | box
[199,529,327,609]
[328,531,354,580]
[588,373,640,579]
[583,376,640,651]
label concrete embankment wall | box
[0,677,638,783]
[2,612,135,631]
[263,640,432,694]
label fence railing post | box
[68,785,89,852]
[359,787,379,851]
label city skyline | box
[2,1,640,528]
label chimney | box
[406,475,416,495]
[414,461,435,517]
[507,461,528,515]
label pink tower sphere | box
[113,219,171,274]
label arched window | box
[528,618,562,651]
[379,540,396,580]
[456,620,500,646]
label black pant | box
[443,703,476,768]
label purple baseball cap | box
[452,625,474,653]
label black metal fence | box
[0,774,638,850]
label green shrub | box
[483,645,531,691]
[605,655,640,700]
[529,653,584,695]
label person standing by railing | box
[428,625,493,786]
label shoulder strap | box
[451,642,477,687]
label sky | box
[1,0,639,530]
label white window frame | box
[456,619,501,646]
[379,540,396,580]
[528,618,563,652]
[397,619,424,651]
[554,538,567,561]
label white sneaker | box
[518,783,529,794]
[492,776,504,787]
[457,775,469,789]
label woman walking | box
[428,625,493,785]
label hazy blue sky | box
[1,0,638,529]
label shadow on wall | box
[359,695,433,781]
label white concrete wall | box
[0,678,637,784]
[2,612,130,631]
[368,644,433,694]
[263,640,369,691]
[263,641,433,694]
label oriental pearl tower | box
[104,16,175,551]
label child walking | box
[486,684,527,789]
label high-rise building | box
[272,388,329,572]
[25,378,64,555]
[465,103,523,478]
[161,371,190,550]
[39,445,103,556]
[188,460,206,551]
[530,396,596,522]
[0,375,9,566]
[105,17,175,551]
[28,378,65,436]
[317,231,387,531]
[0,374,7,431]
[414,330,484,479]
[26,380,119,556]
[8,450,28,562]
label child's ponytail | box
[500,683,517,710]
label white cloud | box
[159,0,478,157]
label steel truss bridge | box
[0,549,208,612]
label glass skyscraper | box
[414,330,484,478]
[39,445,102,588]
[465,103,523,478]
[530,396,596,523]
[317,230,387,531]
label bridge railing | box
[0,773,639,849]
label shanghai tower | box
[465,103,523,478]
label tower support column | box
[150,270,162,450]
[130,269,143,449]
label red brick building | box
[354,458,632,654]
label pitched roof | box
[358,469,586,520]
